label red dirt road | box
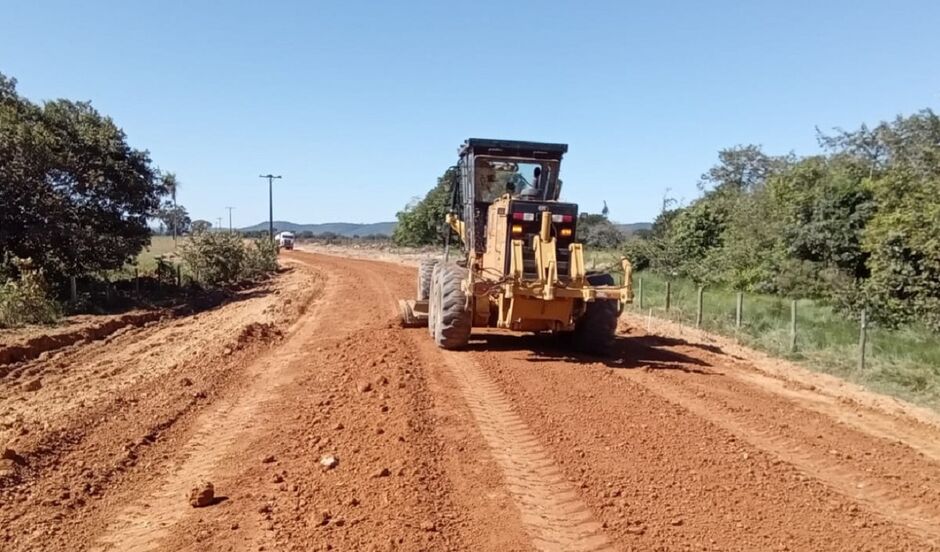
[2,250,939,551]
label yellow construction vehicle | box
[399,138,633,352]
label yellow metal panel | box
[568,243,585,283]
[482,196,511,279]
[501,296,576,331]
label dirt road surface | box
[2,251,939,551]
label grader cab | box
[399,138,633,352]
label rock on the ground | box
[357,381,372,393]
[24,379,42,392]
[320,454,338,470]
[189,481,215,508]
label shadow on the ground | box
[463,331,717,374]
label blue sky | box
[2,1,938,227]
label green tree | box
[577,213,624,249]
[191,219,212,234]
[0,73,162,283]
[162,172,182,240]
[155,202,191,236]
[392,168,457,247]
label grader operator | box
[399,138,633,352]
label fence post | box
[134,268,140,297]
[696,286,704,328]
[637,277,644,310]
[735,292,743,328]
[176,264,182,288]
[858,309,867,371]
[70,276,77,302]
[790,299,797,352]
[665,281,671,313]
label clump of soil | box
[189,481,215,508]
[236,322,282,345]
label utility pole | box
[259,174,282,241]
[225,206,234,232]
[217,217,222,232]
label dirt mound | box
[236,322,283,346]
[0,310,164,368]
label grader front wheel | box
[431,264,472,349]
[416,259,438,301]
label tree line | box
[624,109,940,330]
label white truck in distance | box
[275,231,295,250]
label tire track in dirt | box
[438,349,613,552]
[627,370,940,545]
[89,260,342,552]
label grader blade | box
[398,299,429,328]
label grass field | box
[134,235,181,273]
[626,270,940,409]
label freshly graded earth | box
[1,250,938,551]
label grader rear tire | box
[572,299,618,354]
[417,259,438,301]
[570,272,618,354]
[432,264,472,349]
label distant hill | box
[614,222,652,236]
[239,221,397,237]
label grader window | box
[474,157,559,203]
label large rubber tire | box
[586,272,615,286]
[432,264,472,349]
[572,299,619,354]
[428,264,442,338]
[567,272,618,354]
[416,259,439,302]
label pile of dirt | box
[236,322,283,346]
[0,310,165,368]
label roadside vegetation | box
[0,72,278,328]
[623,110,940,332]
[180,231,278,288]
[0,259,61,327]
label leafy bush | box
[244,238,278,280]
[180,232,278,288]
[0,258,61,327]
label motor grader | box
[399,138,633,352]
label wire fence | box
[64,255,189,310]
[626,273,940,407]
